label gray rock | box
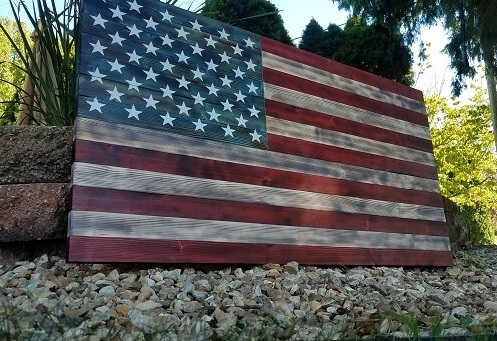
[135,300,162,311]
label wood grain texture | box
[67,236,453,266]
[75,117,441,192]
[69,211,450,250]
[260,36,424,102]
[71,186,448,236]
[267,116,435,166]
[74,139,445,207]
[264,84,431,140]
[263,52,426,114]
[269,134,439,180]
[72,162,446,222]
[265,100,434,153]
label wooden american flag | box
[69,0,452,266]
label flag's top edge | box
[260,36,424,103]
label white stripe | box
[69,211,450,251]
[72,162,446,222]
[264,84,431,140]
[267,116,436,166]
[262,51,426,114]
[76,118,441,192]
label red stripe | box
[71,186,449,236]
[268,135,439,180]
[74,139,444,207]
[68,236,453,266]
[266,100,434,153]
[264,68,429,127]
[261,37,424,102]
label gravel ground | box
[1,247,497,340]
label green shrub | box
[460,204,495,245]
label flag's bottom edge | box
[67,236,453,267]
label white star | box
[177,76,190,89]
[125,105,141,120]
[161,10,173,22]
[143,41,158,55]
[190,19,203,31]
[176,26,189,40]
[108,58,124,73]
[126,77,142,91]
[222,124,235,137]
[127,49,142,64]
[128,24,142,37]
[191,43,204,56]
[193,119,207,132]
[205,59,218,71]
[86,98,105,113]
[110,5,125,20]
[221,99,233,112]
[191,67,205,80]
[233,67,244,79]
[144,16,158,30]
[90,40,107,55]
[232,44,243,56]
[160,112,176,126]
[176,50,190,64]
[208,108,220,121]
[91,13,108,28]
[89,67,106,83]
[143,67,159,81]
[250,130,262,142]
[108,31,125,46]
[176,101,191,115]
[143,94,159,109]
[248,105,260,117]
[161,34,174,47]
[220,75,232,87]
[160,85,175,99]
[234,90,246,102]
[219,51,231,63]
[191,92,205,106]
[245,59,257,71]
[127,0,142,12]
[236,114,248,127]
[160,59,174,73]
[218,28,229,40]
[247,82,258,94]
[206,83,219,96]
[205,35,216,47]
[244,37,255,48]
[107,87,124,102]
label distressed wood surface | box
[68,236,453,266]
[72,186,448,236]
[75,118,441,192]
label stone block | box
[0,183,70,242]
[0,126,73,185]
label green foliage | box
[298,18,413,85]
[426,90,497,210]
[0,15,28,126]
[460,205,495,245]
[0,0,80,126]
[202,0,294,46]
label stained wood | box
[261,36,424,102]
[75,117,441,192]
[266,100,434,153]
[74,139,444,207]
[68,236,453,266]
[72,162,446,221]
[267,116,435,166]
[269,134,439,180]
[263,52,426,114]
[265,84,431,139]
[69,211,450,250]
[72,186,448,236]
